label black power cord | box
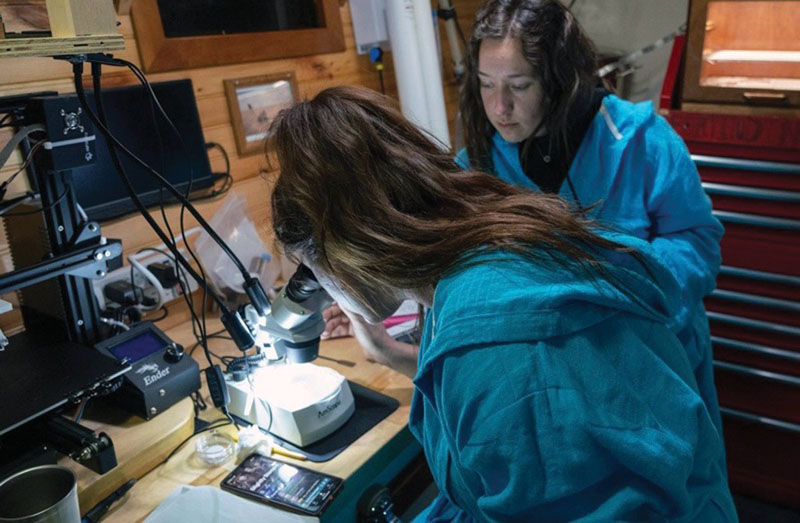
[132,246,206,345]
[87,62,214,349]
[2,186,71,217]
[130,73,211,361]
[107,58,250,283]
[122,61,214,358]
[75,55,262,351]
[206,141,230,178]
[190,142,233,202]
[72,61,250,366]
[0,140,43,200]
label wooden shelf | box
[0,34,124,59]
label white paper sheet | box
[145,485,318,523]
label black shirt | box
[519,88,608,194]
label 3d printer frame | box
[0,92,130,478]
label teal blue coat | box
[409,234,737,521]
[455,94,724,434]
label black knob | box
[357,485,401,523]
[231,368,248,382]
[164,342,184,363]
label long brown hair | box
[269,86,639,317]
[461,0,599,172]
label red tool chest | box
[661,34,800,509]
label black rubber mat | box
[233,380,400,462]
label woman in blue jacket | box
[269,86,736,521]
[457,0,725,435]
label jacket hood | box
[416,232,682,379]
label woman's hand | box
[322,303,419,377]
[322,303,354,339]
[340,306,420,378]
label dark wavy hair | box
[461,0,599,172]
[268,86,643,318]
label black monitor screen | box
[67,79,214,221]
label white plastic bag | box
[194,193,281,307]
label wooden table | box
[69,318,419,522]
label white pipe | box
[412,0,450,148]
[386,0,430,131]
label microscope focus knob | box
[231,367,248,382]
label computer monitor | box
[65,79,215,221]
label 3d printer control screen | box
[110,331,165,363]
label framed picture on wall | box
[224,72,299,157]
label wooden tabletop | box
[72,318,416,522]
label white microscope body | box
[224,265,355,447]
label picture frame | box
[224,72,300,157]
[130,0,344,73]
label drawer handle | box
[742,91,789,103]
[707,311,800,337]
[719,265,800,287]
[712,335,800,363]
[702,182,800,202]
[711,289,800,313]
[713,210,800,230]
[692,154,800,175]
[721,407,800,435]
[714,360,800,387]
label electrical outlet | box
[93,248,198,311]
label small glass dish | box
[195,430,236,465]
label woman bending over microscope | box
[268,86,736,521]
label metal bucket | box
[0,465,80,523]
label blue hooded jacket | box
[455,94,724,434]
[409,233,737,522]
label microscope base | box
[225,364,355,448]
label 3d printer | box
[0,79,212,476]
[0,91,130,478]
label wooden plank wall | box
[0,1,483,334]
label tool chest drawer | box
[715,223,800,276]
[708,312,799,353]
[667,110,800,165]
[721,411,800,509]
[703,184,800,219]
[715,266,799,302]
[705,291,799,328]
[694,155,800,192]
[712,335,800,378]
[714,361,800,424]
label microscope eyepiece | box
[285,264,323,303]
